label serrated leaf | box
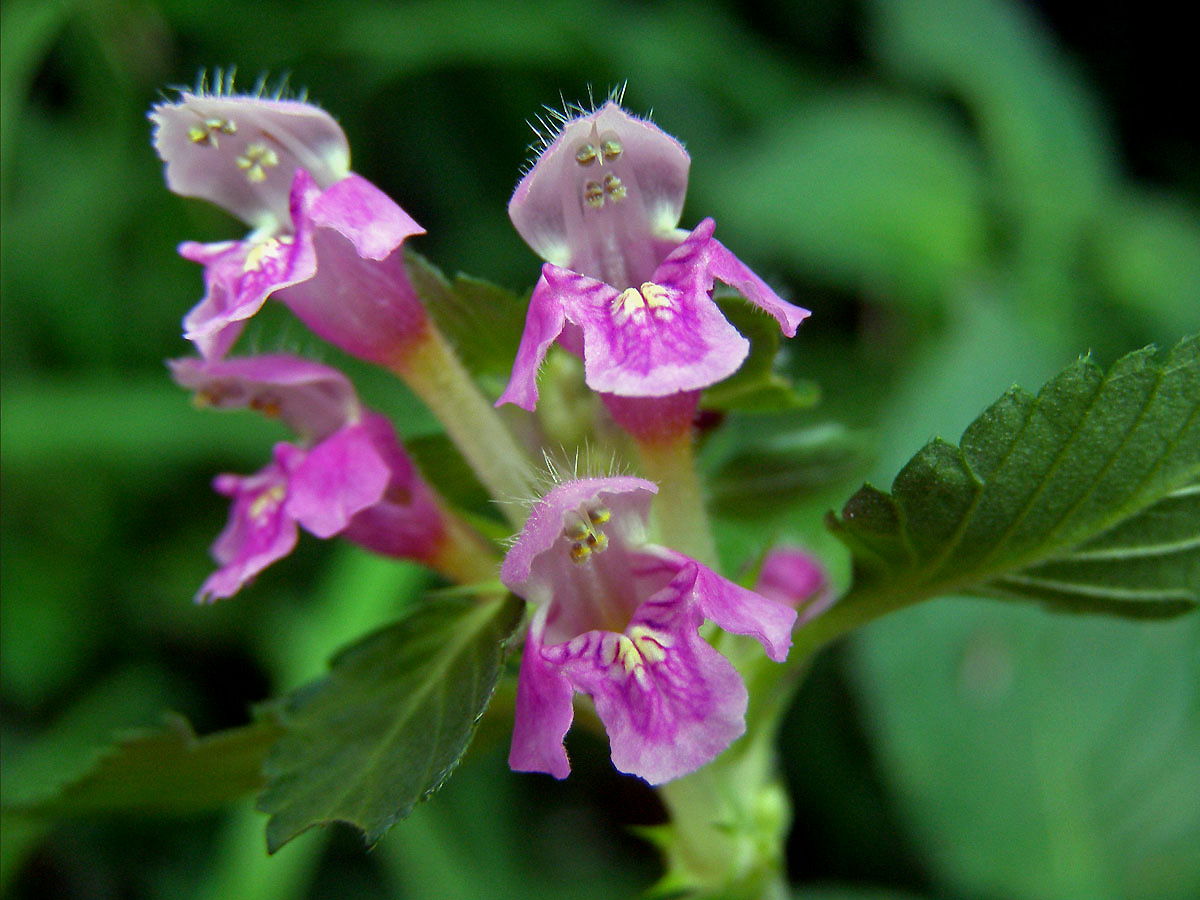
[701,297,819,413]
[404,250,528,379]
[257,595,524,852]
[829,335,1200,617]
[4,714,282,819]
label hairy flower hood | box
[501,476,795,784]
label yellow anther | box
[588,505,611,525]
[563,503,612,560]
[236,142,279,183]
[602,173,626,201]
[601,139,623,162]
[564,518,591,541]
[641,282,671,308]
[188,118,237,147]
[250,396,281,418]
[575,143,598,166]
[248,484,286,521]
[583,180,604,209]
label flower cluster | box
[154,84,823,785]
[154,89,469,597]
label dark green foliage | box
[405,251,529,380]
[5,714,282,820]
[257,596,524,851]
[830,336,1200,615]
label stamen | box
[562,503,611,561]
[600,139,622,162]
[602,173,625,201]
[575,143,598,166]
[249,394,282,417]
[236,142,279,182]
[583,180,604,209]
[564,517,591,541]
[188,117,237,147]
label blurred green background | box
[2,0,1197,898]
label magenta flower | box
[174,355,446,601]
[199,455,298,604]
[499,218,808,409]
[509,100,690,289]
[498,101,809,412]
[151,90,350,232]
[501,476,796,784]
[755,547,833,625]
[153,92,427,363]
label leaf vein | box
[971,367,1108,570]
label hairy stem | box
[389,324,533,527]
[636,431,719,566]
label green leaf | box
[852,598,1200,900]
[4,714,282,819]
[1091,191,1200,341]
[405,432,492,519]
[710,92,987,306]
[794,890,931,900]
[405,250,528,380]
[257,595,525,852]
[701,297,820,413]
[870,0,1112,231]
[829,335,1200,617]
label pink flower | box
[755,547,833,625]
[153,92,426,363]
[498,218,808,410]
[501,476,796,784]
[498,101,809,412]
[151,90,350,232]
[174,355,445,601]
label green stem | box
[655,724,791,899]
[636,432,719,566]
[426,511,502,586]
[389,323,533,527]
[651,582,915,896]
